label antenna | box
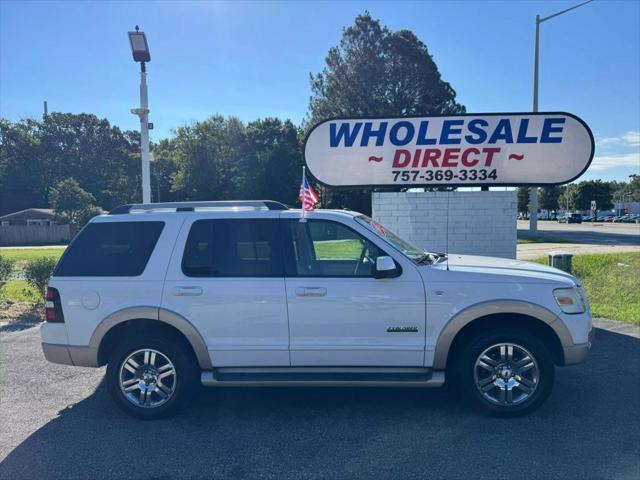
[445,190,450,271]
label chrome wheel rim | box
[473,343,539,407]
[119,348,177,408]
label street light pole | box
[530,14,541,233]
[128,26,152,204]
[530,0,593,233]
[138,63,151,204]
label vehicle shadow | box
[1,328,639,480]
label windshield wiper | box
[415,252,445,264]
[414,253,432,264]
[418,251,447,264]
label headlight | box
[553,287,586,314]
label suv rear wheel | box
[453,327,555,416]
[106,335,196,419]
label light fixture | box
[128,26,150,63]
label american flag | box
[299,168,319,211]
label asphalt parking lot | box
[1,324,639,480]
[517,220,640,246]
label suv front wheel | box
[454,327,555,416]
[106,335,196,419]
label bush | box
[24,257,57,298]
[0,255,15,282]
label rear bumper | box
[562,328,595,366]
[41,343,99,367]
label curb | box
[593,318,640,339]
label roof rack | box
[108,200,289,215]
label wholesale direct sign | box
[304,112,594,187]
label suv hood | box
[440,254,577,285]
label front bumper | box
[563,327,595,365]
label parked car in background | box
[41,201,594,419]
[613,214,639,223]
[558,213,582,224]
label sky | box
[1,0,639,182]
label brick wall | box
[372,191,517,259]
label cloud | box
[590,152,640,171]
[597,131,640,148]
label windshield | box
[354,215,444,264]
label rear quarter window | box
[54,221,165,277]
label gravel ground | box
[0,322,639,480]
[0,301,41,326]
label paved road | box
[517,243,640,260]
[517,220,640,246]
[1,325,639,480]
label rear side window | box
[55,222,164,277]
[182,219,282,277]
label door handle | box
[172,286,203,296]
[295,287,327,297]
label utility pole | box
[530,0,593,233]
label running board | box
[200,367,445,388]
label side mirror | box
[374,256,399,279]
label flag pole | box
[300,166,307,223]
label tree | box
[171,116,247,200]
[167,116,304,206]
[571,180,613,211]
[629,175,640,202]
[612,175,640,208]
[243,118,303,205]
[539,185,561,211]
[517,187,530,214]
[558,185,574,212]
[0,118,44,214]
[151,138,180,203]
[307,12,465,213]
[24,257,57,298]
[0,114,141,214]
[0,255,15,282]
[49,178,98,225]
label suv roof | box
[109,200,289,214]
[99,201,362,222]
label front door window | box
[285,220,383,277]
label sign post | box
[304,113,594,188]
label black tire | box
[106,334,197,420]
[451,327,555,416]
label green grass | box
[0,247,65,273]
[0,247,65,263]
[313,239,363,259]
[0,280,41,302]
[0,247,64,302]
[533,252,640,325]
[517,236,573,244]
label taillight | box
[45,287,65,323]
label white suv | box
[41,201,593,419]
